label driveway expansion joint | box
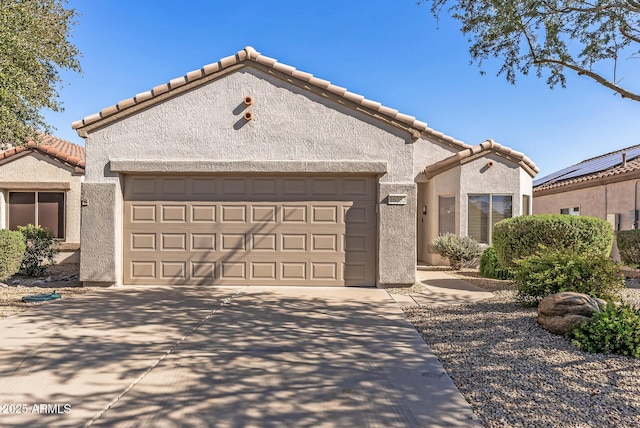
[83,286,248,427]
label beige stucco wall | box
[533,178,640,260]
[0,152,83,263]
[420,153,533,265]
[81,67,418,286]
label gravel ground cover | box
[0,264,105,319]
[400,269,640,428]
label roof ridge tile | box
[70,46,535,175]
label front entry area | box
[122,175,377,286]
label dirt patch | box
[0,264,107,319]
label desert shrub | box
[18,224,59,277]
[617,229,640,268]
[479,246,513,280]
[493,214,613,268]
[431,233,482,270]
[0,230,26,280]
[513,248,624,305]
[568,303,640,358]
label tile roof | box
[71,46,537,175]
[0,133,85,171]
[423,139,538,178]
[534,144,640,193]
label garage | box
[123,175,377,286]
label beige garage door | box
[123,175,377,286]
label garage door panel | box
[221,262,246,279]
[191,205,216,222]
[123,175,376,286]
[131,233,156,251]
[130,261,156,280]
[252,234,277,251]
[221,234,247,251]
[131,205,156,222]
[191,262,216,279]
[220,205,246,222]
[191,233,216,250]
[161,262,186,280]
[161,233,187,251]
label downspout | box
[635,180,640,229]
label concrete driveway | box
[0,286,479,427]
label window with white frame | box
[560,207,580,216]
[468,194,512,244]
[8,191,65,239]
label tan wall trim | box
[534,170,640,197]
[0,182,71,190]
[109,160,388,175]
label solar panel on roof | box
[534,147,640,187]
[533,166,581,186]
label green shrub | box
[18,224,59,277]
[479,246,513,280]
[513,248,624,305]
[0,230,26,280]
[493,214,613,267]
[431,233,482,270]
[617,229,640,268]
[567,303,640,358]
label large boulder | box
[537,292,606,335]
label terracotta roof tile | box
[424,139,539,178]
[534,144,640,193]
[71,46,536,175]
[1,133,85,171]
[71,46,431,135]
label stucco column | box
[378,182,417,286]
[80,182,122,286]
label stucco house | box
[73,46,537,287]
[0,134,85,263]
[533,144,640,259]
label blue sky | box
[46,0,640,177]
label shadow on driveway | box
[0,286,479,427]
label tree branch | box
[535,58,640,101]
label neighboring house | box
[533,144,640,259]
[72,46,537,287]
[0,134,85,263]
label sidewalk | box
[388,268,494,307]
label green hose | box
[22,291,61,302]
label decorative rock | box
[538,292,604,335]
[44,276,53,283]
[31,280,45,287]
[11,279,21,286]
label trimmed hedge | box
[479,246,512,280]
[617,229,640,267]
[0,230,26,280]
[493,214,613,267]
[513,249,624,305]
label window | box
[438,196,455,235]
[561,207,580,216]
[522,195,530,216]
[468,194,512,244]
[8,192,65,239]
